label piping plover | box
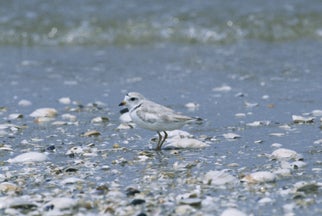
[119,92,201,150]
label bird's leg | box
[158,131,168,150]
[156,131,163,151]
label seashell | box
[58,97,71,105]
[0,196,37,209]
[61,113,77,122]
[292,115,314,123]
[175,205,196,215]
[91,117,109,123]
[185,102,200,111]
[296,183,319,194]
[220,208,247,216]
[45,197,78,210]
[244,101,259,108]
[82,130,101,137]
[0,144,13,151]
[66,146,84,155]
[271,148,301,161]
[178,198,202,207]
[18,99,32,107]
[8,152,47,163]
[241,171,276,183]
[165,138,208,149]
[61,177,84,185]
[116,123,134,130]
[258,197,274,205]
[246,121,270,127]
[0,182,21,193]
[313,139,322,145]
[34,117,55,123]
[269,133,285,137]
[271,143,283,148]
[274,168,292,177]
[203,170,238,186]
[51,121,67,126]
[312,109,322,117]
[30,108,58,118]
[223,133,240,139]
[8,113,23,120]
[212,84,232,92]
[235,113,246,118]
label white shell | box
[220,208,247,216]
[203,170,238,186]
[58,97,71,105]
[18,99,32,107]
[271,148,301,161]
[165,138,208,149]
[212,85,232,92]
[242,171,276,183]
[30,108,58,118]
[223,133,240,139]
[292,115,314,123]
[45,197,77,210]
[8,152,47,163]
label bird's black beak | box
[119,101,126,106]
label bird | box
[119,92,202,150]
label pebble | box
[7,152,48,163]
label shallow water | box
[1,1,322,215]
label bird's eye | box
[130,97,136,101]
